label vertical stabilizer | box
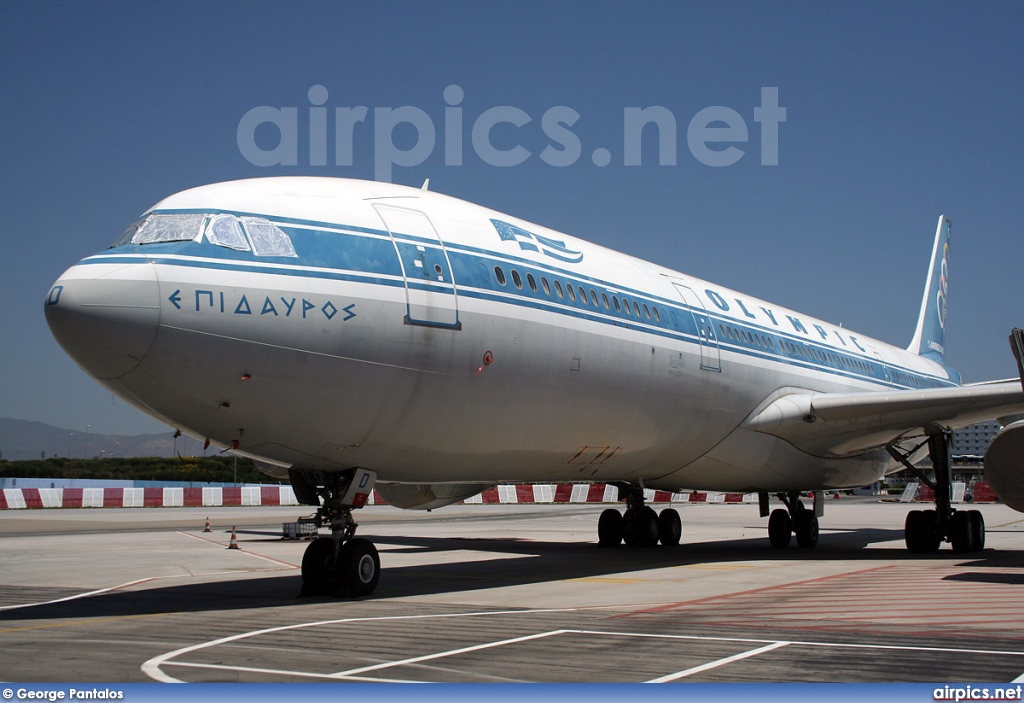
[907,215,952,363]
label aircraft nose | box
[44,260,160,380]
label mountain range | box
[0,417,197,460]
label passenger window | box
[578,286,588,304]
[633,301,642,317]
[554,280,564,298]
[622,299,631,316]
[612,297,621,312]
[494,266,507,286]
[527,273,538,292]
[567,285,576,301]
[653,307,661,322]
[642,303,651,319]
[511,270,523,289]
[541,277,551,295]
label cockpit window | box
[204,214,250,251]
[112,211,298,257]
[240,217,297,257]
[112,218,144,247]
[130,213,206,245]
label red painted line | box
[684,617,1024,642]
[615,564,899,617]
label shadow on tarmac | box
[2,522,1021,622]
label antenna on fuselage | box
[421,178,430,191]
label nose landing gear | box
[290,468,380,597]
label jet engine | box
[984,419,1024,512]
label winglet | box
[907,215,952,363]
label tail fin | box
[907,215,952,363]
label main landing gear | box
[888,431,986,554]
[761,490,822,549]
[597,486,682,547]
[290,468,381,597]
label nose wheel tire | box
[341,538,380,596]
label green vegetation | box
[0,456,273,483]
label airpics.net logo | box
[237,85,786,182]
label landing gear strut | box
[888,431,986,553]
[761,491,820,549]
[597,486,681,547]
[291,468,380,597]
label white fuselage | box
[46,178,957,493]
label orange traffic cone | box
[228,526,239,550]
[203,517,212,532]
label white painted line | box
[0,569,278,613]
[332,629,567,678]
[164,660,423,683]
[646,641,790,682]
[142,617,1024,684]
[0,578,156,612]
[141,608,581,682]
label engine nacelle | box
[984,420,1024,513]
[374,482,494,510]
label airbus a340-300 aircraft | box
[45,177,1024,597]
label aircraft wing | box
[743,381,1024,457]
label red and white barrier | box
[0,484,300,509]
[0,483,757,509]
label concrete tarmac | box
[1,498,1023,683]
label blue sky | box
[1,1,1021,437]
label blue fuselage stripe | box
[87,211,956,391]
